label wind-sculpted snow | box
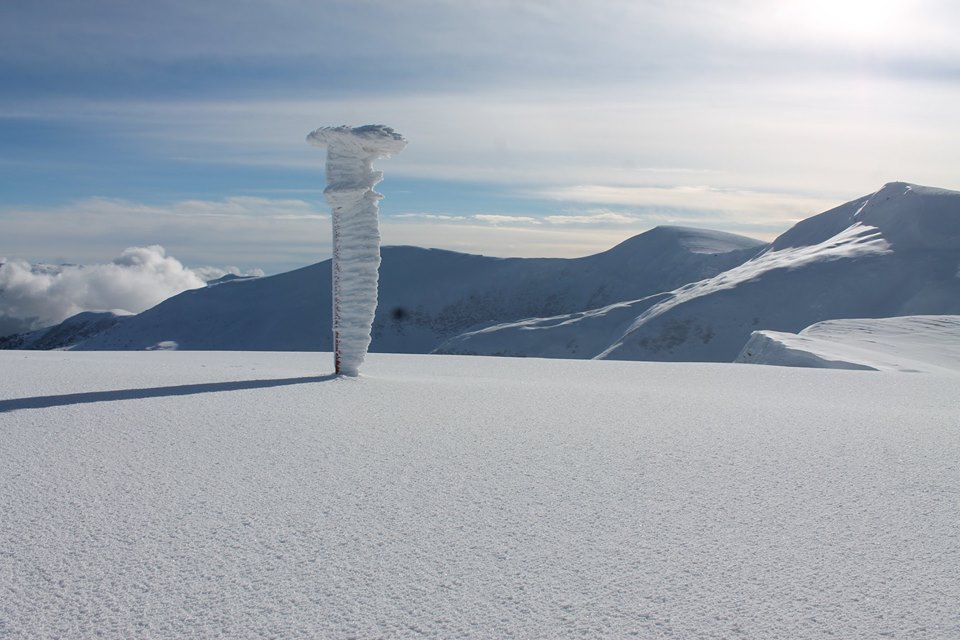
[1,352,958,638]
[436,294,672,358]
[442,223,894,360]
[308,125,406,376]
[736,315,960,373]
[596,222,894,360]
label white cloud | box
[544,212,640,225]
[0,246,205,335]
[473,214,542,225]
[20,71,958,205]
[395,213,469,222]
[398,210,647,227]
[537,185,839,225]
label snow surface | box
[308,124,407,376]
[736,315,960,373]
[2,351,958,638]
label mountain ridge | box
[440,182,960,362]
[5,182,958,362]
[10,225,764,353]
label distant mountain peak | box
[603,225,765,258]
[853,181,960,251]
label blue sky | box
[3,0,959,274]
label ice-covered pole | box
[307,124,407,376]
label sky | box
[2,0,960,278]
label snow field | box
[1,351,958,638]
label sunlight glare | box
[770,0,912,44]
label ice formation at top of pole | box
[306,125,407,157]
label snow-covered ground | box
[737,315,960,373]
[2,351,957,638]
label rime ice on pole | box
[307,125,407,376]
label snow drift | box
[736,315,960,373]
[308,124,406,376]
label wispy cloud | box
[3,0,959,271]
[544,212,640,225]
[4,1,957,96]
[536,185,837,221]
[397,210,641,227]
[473,214,542,225]
[10,75,956,204]
[395,213,469,222]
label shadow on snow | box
[0,375,340,413]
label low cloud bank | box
[0,246,256,337]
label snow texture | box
[308,125,406,375]
[736,315,960,373]
[1,351,958,638]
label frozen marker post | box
[307,125,407,376]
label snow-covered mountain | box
[7,182,957,361]
[440,182,960,362]
[16,226,763,352]
[0,311,130,350]
[736,315,960,373]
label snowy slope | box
[0,311,130,350]
[1,351,957,638]
[60,226,763,352]
[437,294,672,358]
[735,315,960,373]
[443,183,960,362]
[601,182,960,361]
